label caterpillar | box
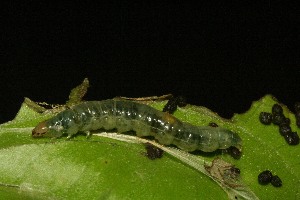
[32,99,242,152]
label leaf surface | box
[0,95,299,199]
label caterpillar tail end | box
[32,121,48,137]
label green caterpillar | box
[32,99,242,152]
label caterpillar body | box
[32,99,242,152]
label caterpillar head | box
[32,121,48,137]
[32,120,65,138]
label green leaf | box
[0,95,299,199]
[230,95,300,199]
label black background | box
[1,2,299,123]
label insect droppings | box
[272,114,286,125]
[32,99,242,153]
[144,142,164,160]
[284,132,300,145]
[270,175,282,187]
[227,146,242,160]
[259,112,273,125]
[258,170,283,187]
[258,170,273,185]
[259,103,298,146]
[162,96,186,114]
[272,104,283,115]
[279,124,292,136]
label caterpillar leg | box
[85,131,92,139]
[66,131,91,139]
[66,135,73,140]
